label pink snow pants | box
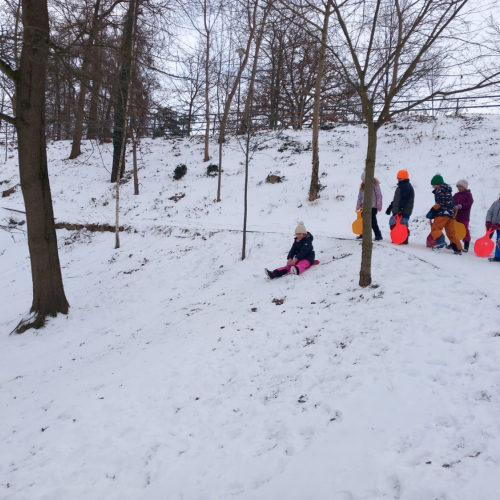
[277,259,312,275]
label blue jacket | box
[287,232,315,263]
[432,184,455,218]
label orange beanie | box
[397,169,409,179]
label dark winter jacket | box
[453,190,474,222]
[432,183,455,218]
[391,179,414,216]
[287,232,315,264]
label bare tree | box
[0,0,69,332]
[216,0,261,202]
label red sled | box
[390,214,408,244]
[474,228,495,257]
[313,260,320,266]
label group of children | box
[265,171,500,279]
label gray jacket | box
[486,199,500,225]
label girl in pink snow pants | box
[265,221,315,279]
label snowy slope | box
[1,115,500,500]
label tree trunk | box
[69,0,101,158]
[359,123,378,288]
[238,2,271,135]
[86,43,101,140]
[114,0,137,248]
[242,115,251,260]
[131,124,139,195]
[216,1,260,201]
[111,0,135,182]
[308,1,331,201]
[203,9,210,162]
[14,0,69,332]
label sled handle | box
[393,213,402,224]
[355,208,363,214]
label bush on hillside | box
[173,164,187,180]
[207,164,219,177]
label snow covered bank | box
[1,115,500,499]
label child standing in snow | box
[486,194,500,263]
[427,174,463,255]
[449,179,474,252]
[265,222,315,279]
[386,169,414,244]
[356,172,383,241]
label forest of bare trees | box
[1,0,500,331]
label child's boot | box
[463,241,470,253]
[432,235,447,251]
[488,257,500,263]
[290,266,299,275]
[356,234,363,240]
[450,243,462,255]
[264,268,276,279]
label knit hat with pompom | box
[361,171,365,181]
[295,221,307,234]
[456,179,468,189]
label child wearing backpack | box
[450,179,474,252]
[486,194,500,263]
[386,169,414,244]
[355,171,383,241]
[265,221,315,279]
[427,174,463,255]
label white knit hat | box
[456,179,469,189]
[295,221,307,234]
[361,171,365,181]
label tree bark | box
[114,0,137,248]
[203,2,210,162]
[238,1,272,135]
[242,114,251,260]
[216,0,260,202]
[359,122,377,288]
[111,0,135,182]
[309,0,332,201]
[86,43,102,139]
[14,0,69,332]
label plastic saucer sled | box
[390,214,408,244]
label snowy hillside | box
[1,115,500,500]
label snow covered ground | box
[1,114,500,500]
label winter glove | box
[494,223,500,231]
[486,221,492,230]
[455,204,463,210]
[426,206,439,219]
[385,203,393,216]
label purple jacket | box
[453,190,474,222]
[356,184,383,211]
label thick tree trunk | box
[309,0,331,201]
[14,0,69,332]
[111,0,135,182]
[359,123,378,287]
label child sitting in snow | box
[448,179,473,252]
[265,221,315,279]
[486,194,500,263]
[355,171,383,241]
[426,174,463,255]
